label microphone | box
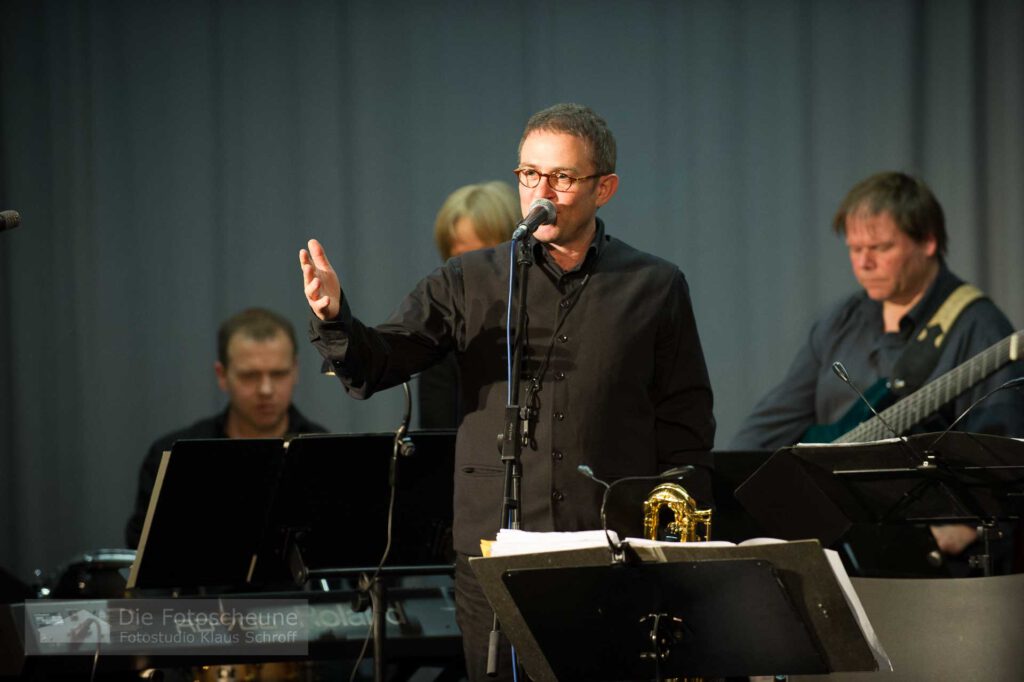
[390,382,415,486]
[831,361,956,569]
[831,361,907,443]
[0,210,21,232]
[577,464,696,562]
[927,376,1024,450]
[831,361,924,469]
[511,198,556,241]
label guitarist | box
[731,171,1024,565]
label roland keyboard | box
[0,576,461,678]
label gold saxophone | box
[642,482,713,682]
[642,482,712,543]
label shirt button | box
[559,299,570,309]
[555,371,565,381]
[558,334,569,343]
[551,490,564,502]
[554,412,565,421]
[552,450,563,460]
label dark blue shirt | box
[730,263,1024,449]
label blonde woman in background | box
[432,180,519,259]
[420,181,519,428]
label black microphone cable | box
[348,381,414,682]
[927,377,1024,451]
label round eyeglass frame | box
[513,168,604,192]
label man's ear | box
[595,173,619,208]
[215,361,228,393]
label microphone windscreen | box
[0,210,21,232]
[530,198,556,222]
[831,361,850,383]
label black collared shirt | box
[310,218,715,555]
[731,262,1024,449]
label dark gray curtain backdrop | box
[1,0,1022,581]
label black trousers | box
[455,553,517,682]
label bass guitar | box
[803,330,1023,443]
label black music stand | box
[472,541,880,681]
[735,432,1024,577]
[710,449,776,541]
[263,432,457,682]
[127,432,457,590]
[128,438,285,591]
[260,431,455,583]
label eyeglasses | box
[513,167,604,192]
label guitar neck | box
[836,331,1022,443]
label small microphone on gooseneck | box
[389,382,416,487]
[832,361,906,442]
[577,464,696,562]
[927,376,1024,450]
[576,465,620,558]
[832,360,926,470]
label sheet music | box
[821,547,893,671]
[488,529,620,556]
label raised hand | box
[299,238,342,320]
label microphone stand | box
[361,382,414,682]
[487,236,534,676]
[499,237,532,539]
[295,380,412,682]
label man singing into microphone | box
[300,103,715,681]
[731,171,1024,564]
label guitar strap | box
[889,283,985,397]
